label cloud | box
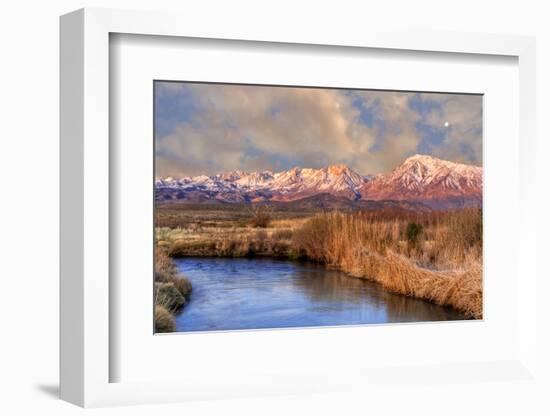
[348,90,424,173]
[420,93,483,165]
[155,82,482,177]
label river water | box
[174,257,466,332]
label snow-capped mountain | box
[156,164,370,203]
[156,155,482,209]
[359,154,482,208]
[268,164,368,200]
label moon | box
[444,121,450,127]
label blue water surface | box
[174,257,465,332]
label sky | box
[155,81,482,178]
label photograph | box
[153,81,483,333]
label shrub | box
[171,275,192,299]
[406,222,424,247]
[248,205,272,228]
[154,305,176,333]
[154,282,186,312]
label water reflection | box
[291,263,459,322]
[174,257,466,332]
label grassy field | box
[154,203,483,326]
[156,204,312,258]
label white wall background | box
[0,1,548,415]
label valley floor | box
[155,204,483,321]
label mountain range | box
[155,154,482,210]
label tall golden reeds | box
[292,210,482,318]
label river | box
[174,257,466,332]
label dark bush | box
[406,222,424,247]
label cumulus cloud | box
[154,82,482,177]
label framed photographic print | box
[60,8,538,408]
[153,81,483,334]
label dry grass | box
[155,249,193,297]
[153,249,193,333]
[154,282,186,312]
[157,218,301,259]
[155,248,178,282]
[171,275,192,299]
[292,210,482,318]
[154,305,176,333]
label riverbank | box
[156,207,482,319]
[291,211,482,319]
[154,250,193,332]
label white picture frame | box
[60,7,537,407]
